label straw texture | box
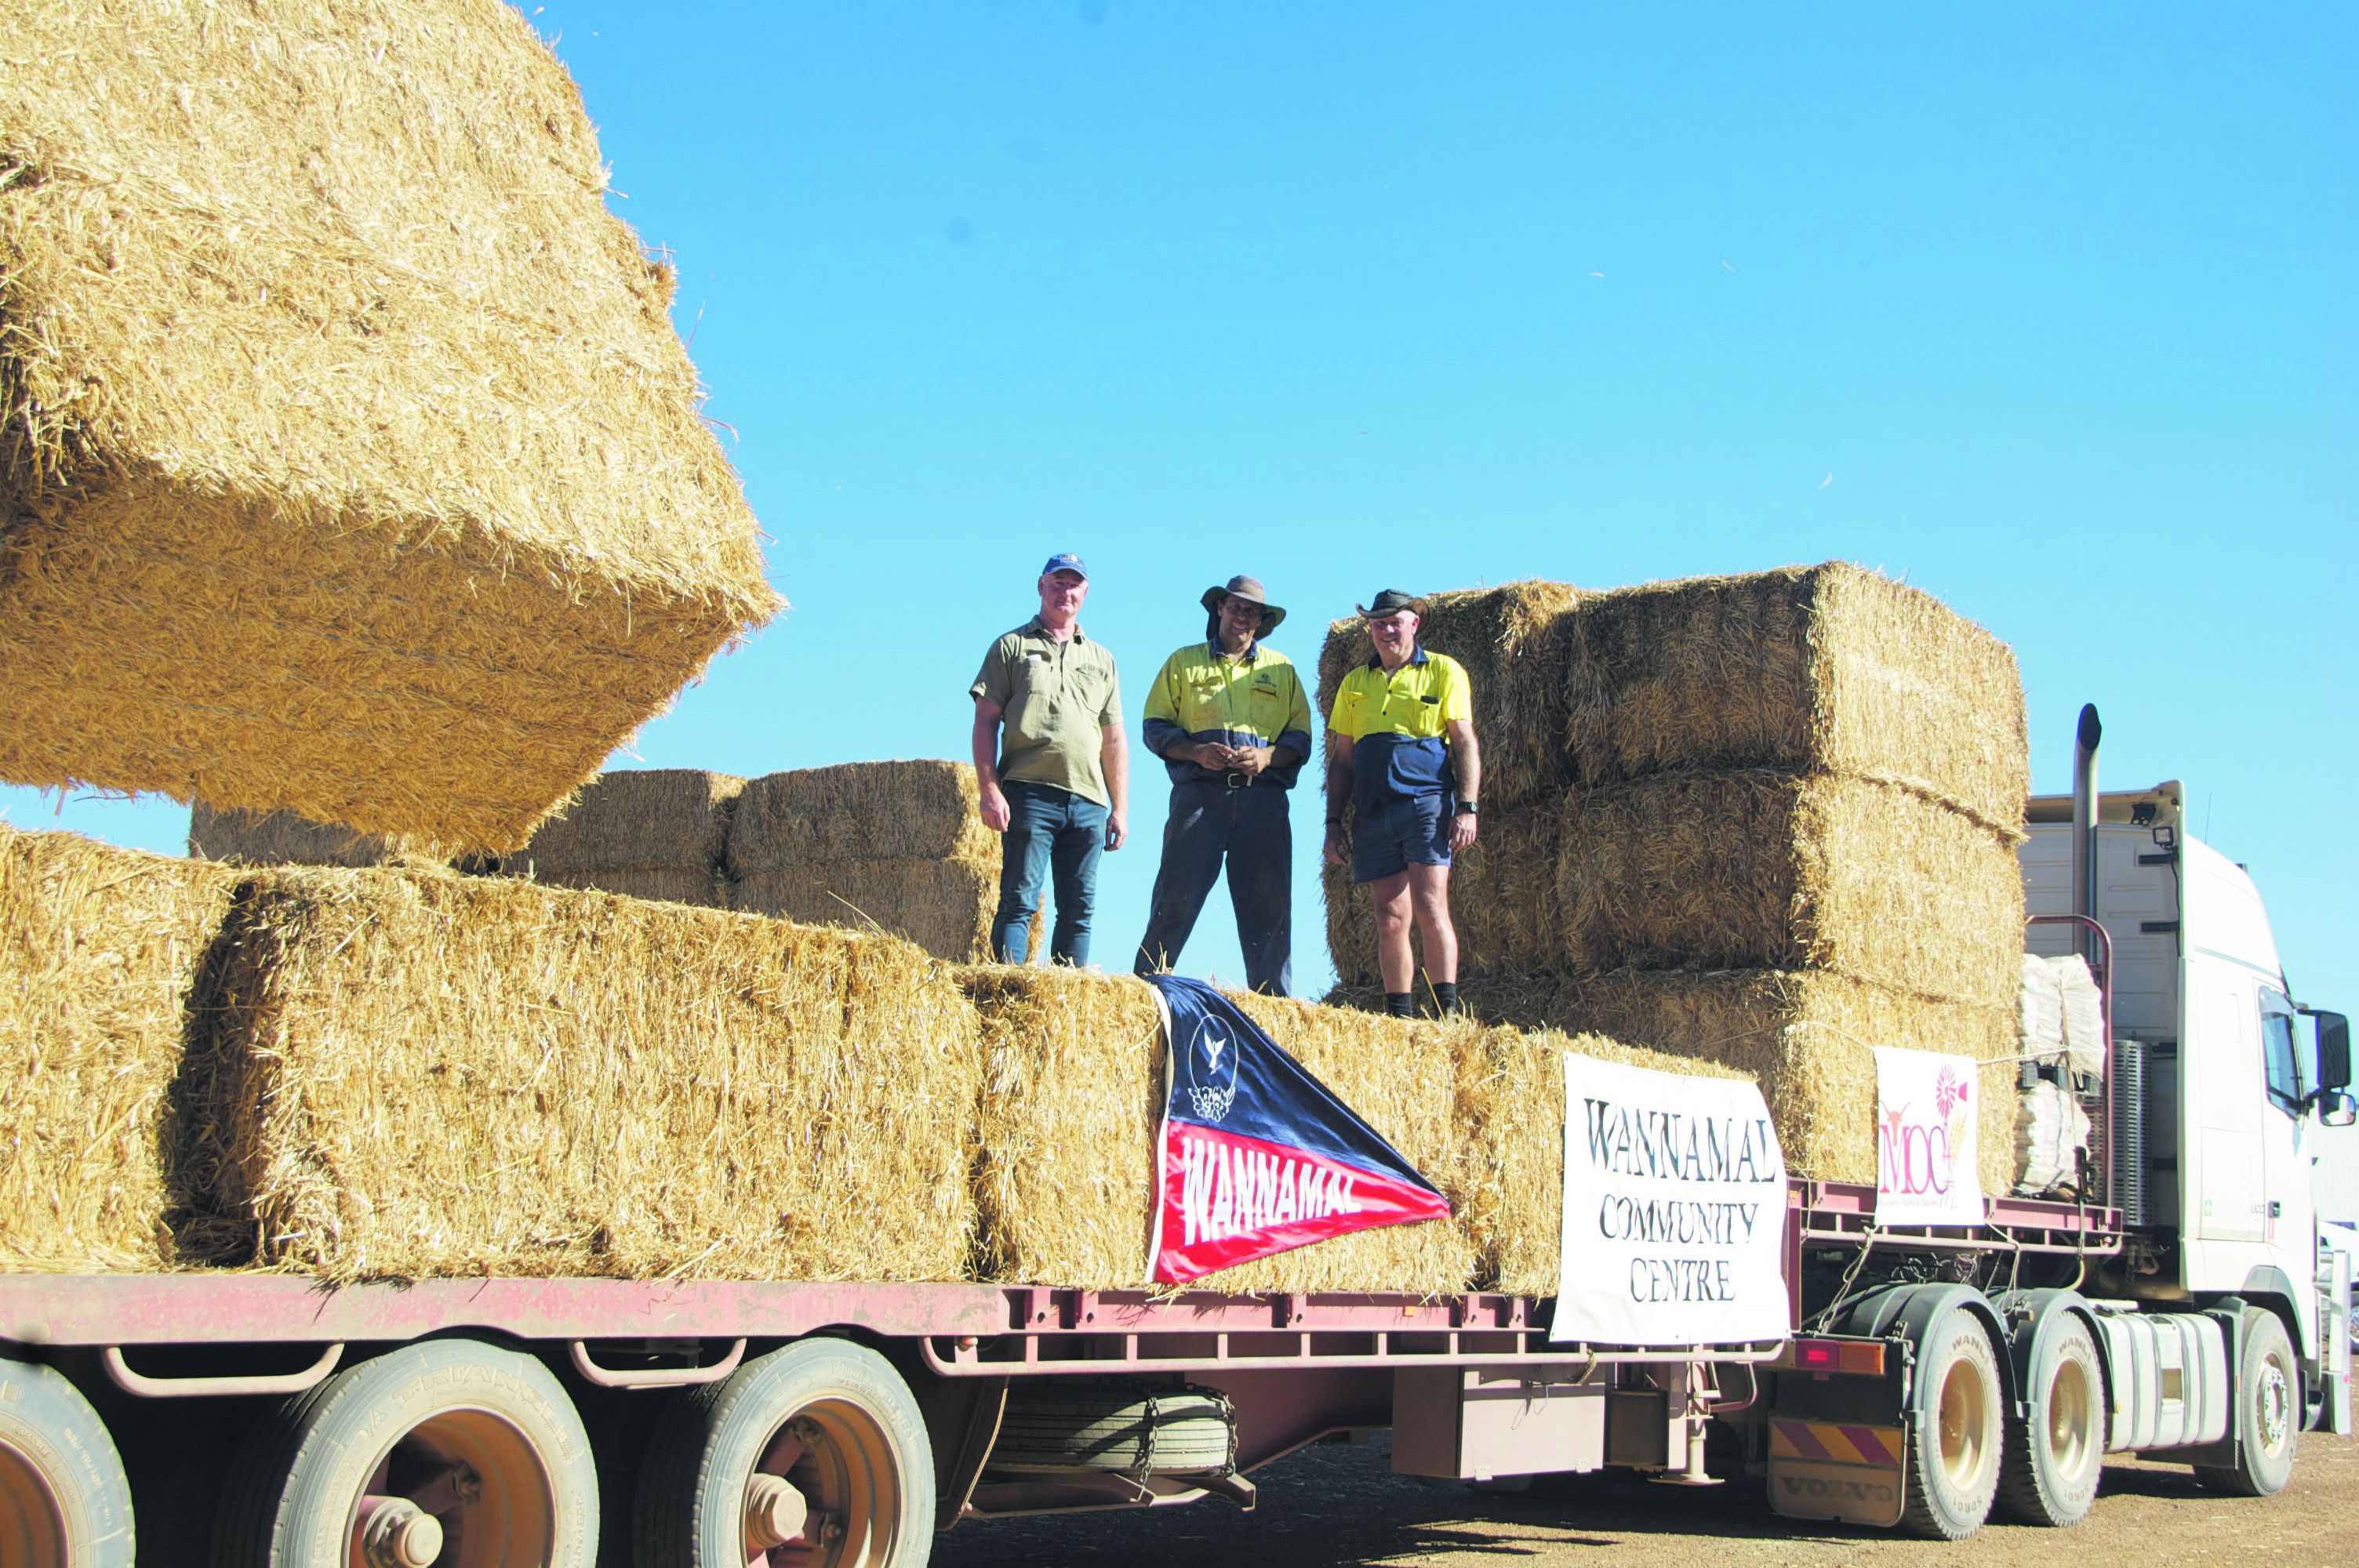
[188,803,430,869]
[1316,580,1581,809]
[1561,771,2024,1005]
[0,824,240,1271]
[0,0,780,849]
[176,867,978,1282]
[514,770,744,909]
[1564,564,2027,834]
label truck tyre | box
[1900,1307,2004,1540]
[213,1338,597,1568]
[2194,1307,2298,1497]
[1994,1312,2103,1526]
[634,1338,934,1568]
[0,1355,134,1568]
[988,1384,1234,1475]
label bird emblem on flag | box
[1147,976,1451,1284]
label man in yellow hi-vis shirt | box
[1132,575,1314,996]
[1324,589,1480,1017]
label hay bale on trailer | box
[1321,800,1568,989]
[1564,564,2027,833]
[964,969,1478,1294]
[1380,969,2014,1195]
[1455,1024,1748,1298]
[1560,771,2025,1006]
[729,762,1022,961]
[176,868,978,1282]
[0,0,779,850]
[188,803,443,869]
[512,770,744,908]
[1315,580,1580,811]
[0,824,241,1272]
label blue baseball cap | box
[1041,552,1089,580]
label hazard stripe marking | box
[1839,1423,1903,1466]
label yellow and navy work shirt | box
[970,619,1124,807]
[1142,642,1315,789]
[1326,646,1473,813]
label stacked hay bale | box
[0,824,242,1271]
[189,803,444,870]
[1318,581,1583,985]
[1324,564,2029,1191]
[729,761,1033,962]
[509,770,745,908]
[0,0,780,849]
[175,866,980,1281]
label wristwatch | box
[1457,800,1479,815]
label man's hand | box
[1450,809,1478,851]
[1192,740,1238,771]
[1106,810,1129,851]
[980,782,1011,833]
[1324,821,1349,866]
[1228,744,1273,778]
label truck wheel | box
[634,1338,934,1567]
[213,1338,598,1568]
[0,1356,135,1568]
[1900,1308,2003,1540]
[989,1384,1234,1475]
[1994,1312,2103,1526]
[2194,1307,2299,1497]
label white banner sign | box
[1872,1047,1985,1227]
[1554,1055,1789,1345]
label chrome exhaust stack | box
[2072,703,2102,964]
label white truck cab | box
[2023,767,2356,1425]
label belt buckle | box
[1223,771,1249,789]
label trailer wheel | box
[0,1356,134,1568]
[1994,1312,2103,1526]
[1900,1307,2003,1540]
[633,1338,934,1568]
[2194,1307,2298,1497]
[213,1338,597,1568]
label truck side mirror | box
[2317,1012,2352,1094]
[2323,1090,2358,1130]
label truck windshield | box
[2260,986,2302,1114]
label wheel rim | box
[2045,1356,2095,1480]
[2255,1352,2292,1456]
[0,1437,68,1568]
[347,1406,558,1568]
[743,1397,902,1568]
[1936,1355,1991,1494]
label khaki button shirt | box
[970,619,1123,807]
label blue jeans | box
[994,781,1108,967]
[1132,781,1292,996]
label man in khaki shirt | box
[969,553,1129,966]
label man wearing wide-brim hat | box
[1324,589,1481,1017]
[1132,575,1314,996]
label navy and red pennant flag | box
[1147,975,1451,1284]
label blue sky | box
[9,2,2353,1023]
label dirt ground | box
[934,1429,2357,1566]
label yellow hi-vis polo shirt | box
[1326,645,1472,813]
[1141,641,1314,788]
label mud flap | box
[1765,1417,1906,1527]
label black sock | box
[1432,981,1460,1016]
[1384,991,1416,1018]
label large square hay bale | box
[1537,969,2014,1193]
[176,868,978,1282]
[965,969,1478,1293]
[1561,772,2024,1007]
[729,762,1017,960]
[0,825,240,1271]
[1321,800,1567,989]
[1317,580,1580,809]
[0,0,780,849]
[513,770,744,909]
[1565,564,2027,833]
[1456,1025,1748,1298]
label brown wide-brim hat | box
[1201,574,1286,632]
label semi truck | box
[0,707,2350,1566]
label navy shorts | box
[1350,793,1452,883]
